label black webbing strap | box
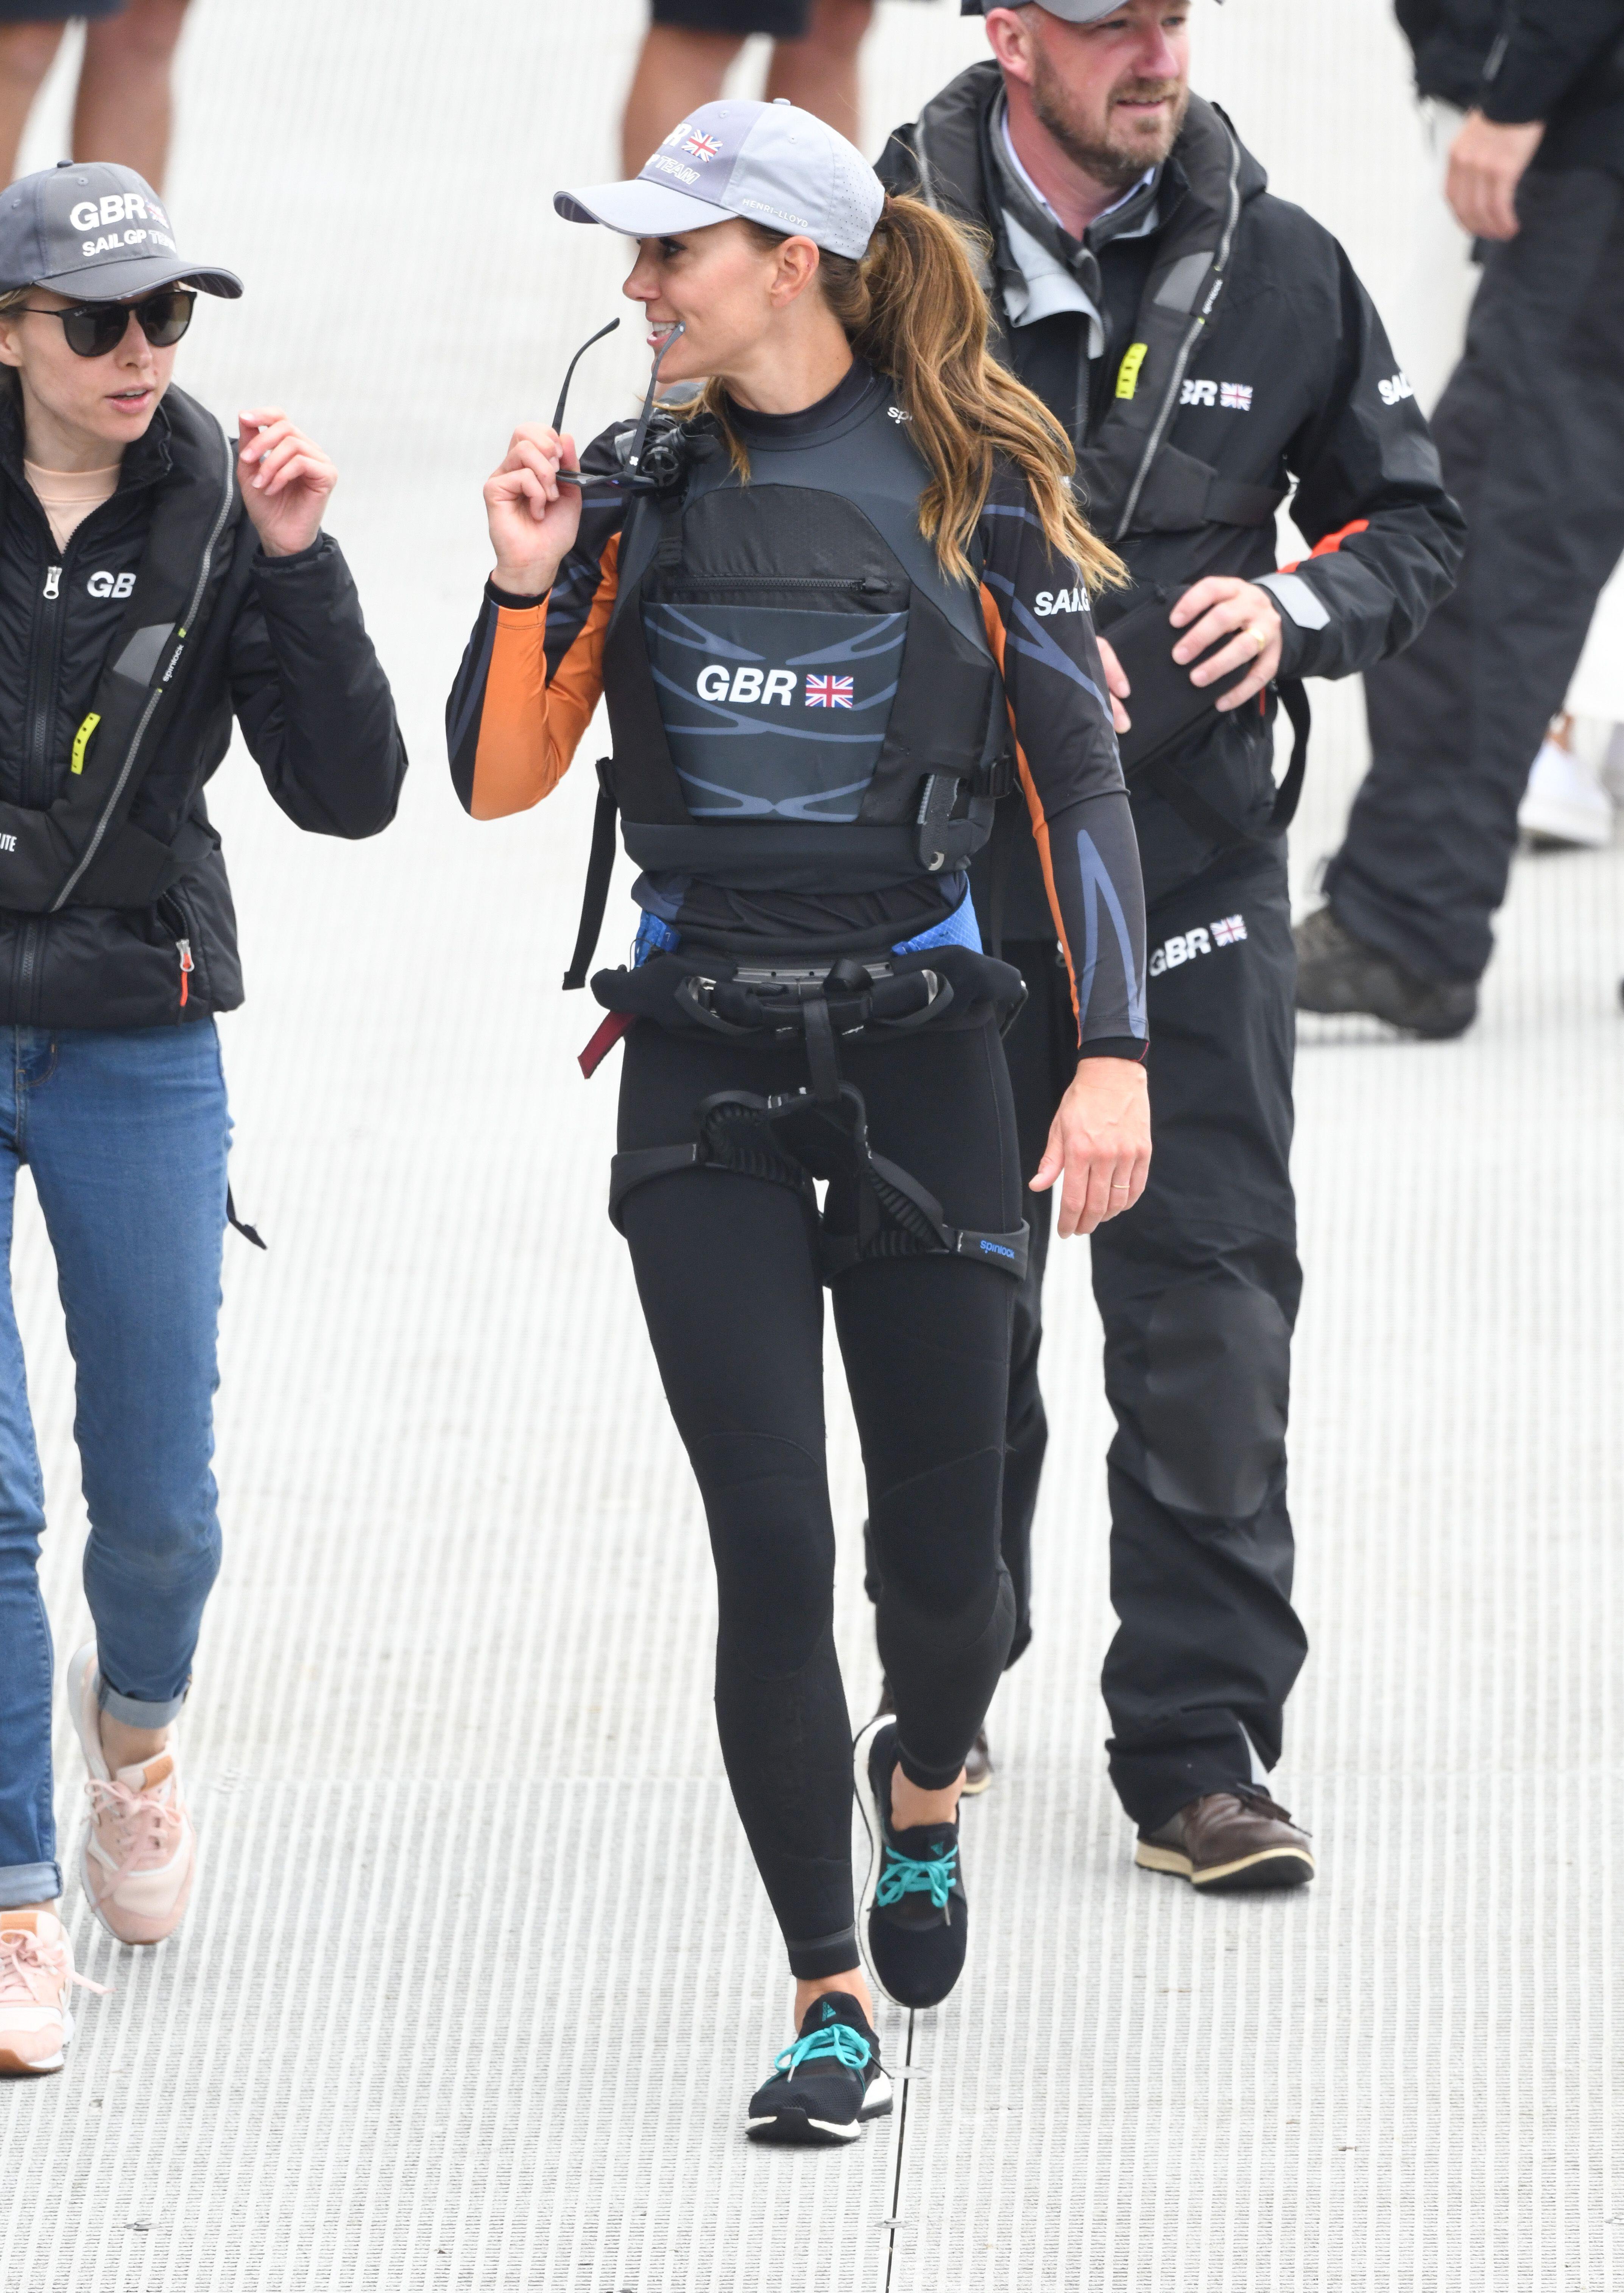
[983,792,1023,962]
[563,760,618,991]
[1139,678,1311,853]
[226,1185,266,1251]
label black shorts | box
[0,2,125,20]
[651,0,812,34]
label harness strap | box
[562,761,618,990]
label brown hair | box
[697,197,1124,592]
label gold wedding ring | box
[1248,625,1268,652]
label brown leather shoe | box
[871,1679,994,1797]
[1135,1785,1314,1892]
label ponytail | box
[703,196,1125,592]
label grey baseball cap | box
[0,161,240,301]
[961,0,1219,16]
[556,99,884,259]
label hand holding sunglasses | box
[235,407,337,560]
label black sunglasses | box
[19,287,195,360]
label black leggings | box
[616,1012,1020,1978]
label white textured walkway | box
[0,4,1618,2286]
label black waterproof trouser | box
[1000,842,1306,1832]
[616,1013,1019,1980]
[1325,167,1624,984]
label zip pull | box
[176,937,193,1010]
[42,566,60,600]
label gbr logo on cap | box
[69,192,168,232]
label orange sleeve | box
[980,583,1081,1025]
[469,534,619,819]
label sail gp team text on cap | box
[554,98,884,260]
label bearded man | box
[871,0,1463,1889]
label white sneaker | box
[0,1909,106,2075]
[67,1644,196,1947]
[1519,730,1614,848]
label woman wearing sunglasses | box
[449,102,1148,2145]
[0,161,405,2076]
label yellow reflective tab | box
[70,712,101,776]
[1116,343,1149,400]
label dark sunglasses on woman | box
[18,287,196,360]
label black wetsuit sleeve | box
[228,533,406,837]
[977,481,1148,1058]
[1481,0,1624,122]
[1261,243,1466,682]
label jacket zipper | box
[15,551,72,1017]
[176,936,193,1009]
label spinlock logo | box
[1147,913,1247,977]
[1378,371,1415,407]
[887,405,912,422]
[695,664,854,708]
[1034,586,1089,617]
[86,570,134,599]
[978,1239,1016,1260]
[0,835,15,853]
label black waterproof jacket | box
[1396,1,1507,107]
[0,386,405,1028]
[1480,0,1624,175]
[878,73,1465,915]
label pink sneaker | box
[68,1644,196,1947]
[0,1909,106,2074]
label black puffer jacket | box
[0,385,405,1027]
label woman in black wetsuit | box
[449,97,1149,2146]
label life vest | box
[600,375,1014,894]
[0,385,237,913]
[900,72,1287,544]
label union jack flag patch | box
[1219,382,1253,412]
[1212,913,1248,945]
[682,131,721,161]
[804,675,854,708]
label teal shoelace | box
[775,2022,873,2077]
[876,1838,959,1912]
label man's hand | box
[237,408,336,558]
[1446,110,1545,240]
[1169,577,1283,711]
[484,423,583,597]
[1096,633,1132,734]
[1030,1055,1151,1239]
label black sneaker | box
[1294,906,1478,1039]
[872,1676,994,1795]
[746,1991,892,2146]
[853,1716,968,2011]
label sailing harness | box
[603,946,1032,1284]
[0,388,237,913]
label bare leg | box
[100,1714,169,1773]
[73,0,191,189]
[0,23,65,187]
[764,0,874,146]
[793,1968,875,2025]
[891,1766,964,1830]
[620,23,743,176]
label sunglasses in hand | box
[17,287,196,360]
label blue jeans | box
[0,1024,228,1908]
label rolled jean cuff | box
[99,1677,189,1729]
[0,1862,61,1908]
[786,1925,860,1981]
